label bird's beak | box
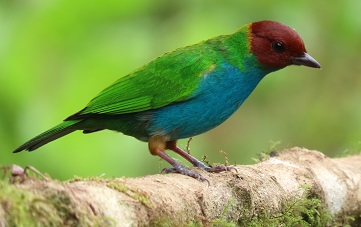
[291,53,321,68]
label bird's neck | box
[219,26,280,77]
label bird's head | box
[249,20,321,69]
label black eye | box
[272,41,286,53]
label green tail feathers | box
[13,120,81,153]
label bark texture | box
[0,147,360,226]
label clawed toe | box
[160,164,236,185]
[161,166,209,183]
[202,165,237,173]
[161,167,178,174]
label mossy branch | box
[1,147,360,226]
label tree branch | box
[1,147,360,226]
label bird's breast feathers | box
[148,60,267,139]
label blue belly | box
[147,62,269,140]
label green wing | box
[77,44,220,116]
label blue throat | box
[148,58,275,140]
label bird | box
[13,20,321,181]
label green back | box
[78,25,251,116]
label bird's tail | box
[13,120,82,153]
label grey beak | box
[291,53,321,68]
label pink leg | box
[148,136,208,182]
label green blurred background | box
[1,0,361,180]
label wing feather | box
[76,43,221,116]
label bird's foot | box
[199,164,237,173]
[161,162,236,184]
[165,141,236,174]
[151,138,234,183]
[190,158,237,173]
[161,162,209,184]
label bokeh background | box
[1,0,361,180]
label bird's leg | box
[166,140,232,173]
[148,135,208,182]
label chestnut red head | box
[250,20,320,69]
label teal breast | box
[148,58,273,140]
